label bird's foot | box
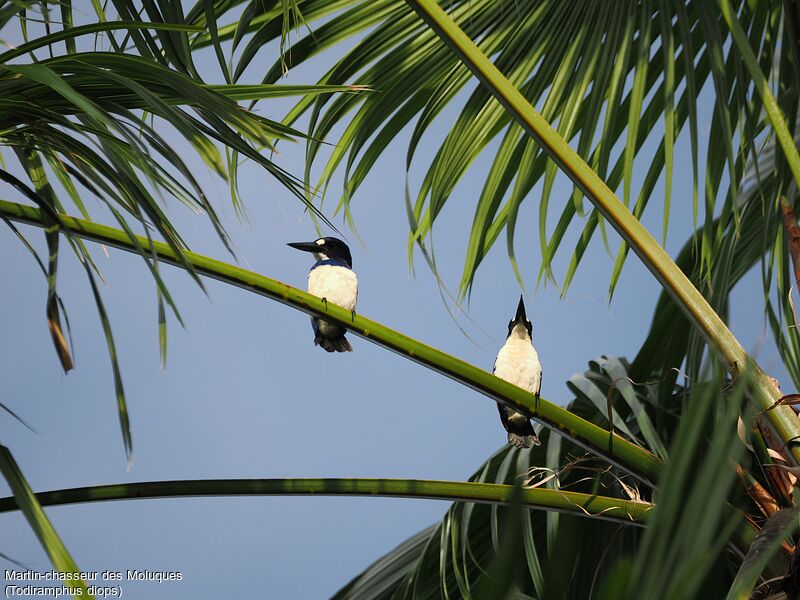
[351,309,356,322]
[321,297,328,310]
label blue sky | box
[0,6,792,599]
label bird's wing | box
[496,401,509,428]
[535,371,542,399]
[310,316,321,336]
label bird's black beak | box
[287,241,320,253]
[514,296,527,324]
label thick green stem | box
[404,0,799,463]
[0,199,662,485]
[0,478,654,526]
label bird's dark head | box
[506,296,532,340]
[287,237,352,268]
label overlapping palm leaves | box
[333,360,759,599]
[205,0,789,298]
[321,146,798,596]
[196,2,800,412]
[205,5,800,590]
[326,121,800,597]
[0,1,355,461]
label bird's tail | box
[312,317,353,352]
[314,333,353,353]
[501,407,541,448]
[507,431,541,448]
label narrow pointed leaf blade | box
[0,445,95,599]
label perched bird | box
[287,237,358,353]
[493,296,542,448]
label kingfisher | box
[287,237,358,353]
[493,296,542,448]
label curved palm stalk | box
[0,478,654,526]
[405,0,800,464]
[0,199,662,484]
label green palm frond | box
[631,119,800,390]
[0,2,354,459]
[213,0,791,300]
[332,362,771,600]
[4,3,800,595]
[726,507,799,600]
[0,445,94,598]
[403,0,800,480]
[617,367,750,599]
[331,359,754,599]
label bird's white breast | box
[493,339,541,393]
[308,265,358,311]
